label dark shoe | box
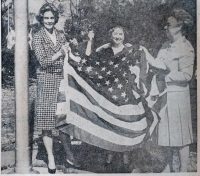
[48,167,56,174]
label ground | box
[1,80,197,173]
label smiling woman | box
[140,8,194,172]
[32,3,70,174]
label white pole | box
[8,3,10,32]
[14,0,30,173]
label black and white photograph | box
[1,0,198,174]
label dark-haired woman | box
[140,9,194,172]
[32,3,73,173]
[57,26,156,173]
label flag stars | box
[114,64,119,68]
[117,84,123,89]
[81,58,87,64]
[86,66,93,73]
[114,78,119,83]
[109,61,114,65]
[77,66,82,71]
[125,98,129,102]
[122,57,126,61]
[95,61,100,65]
[123,72,127,77]
[108,87,113,92]
[121,92,126,98]
[105,80,110,86]
[97,83,101,87]
[98,75,103,79]
[112,95,118,100]
[101,67,106,71]
[106,70,111,75]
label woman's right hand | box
[88,31,94,41]
[96,43,111,52]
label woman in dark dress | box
[56,26,158,172]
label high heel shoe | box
[47,154,56,174]
[48,167,56,174]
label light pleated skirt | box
[157,90,193,146]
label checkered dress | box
[32,27,67,131]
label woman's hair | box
[108,26,129,45]
[108,26,126,38]
[171,8,193,26]
[170,8,193,35]
[36,3,59,25]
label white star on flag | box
[114,64,119,68]
[114,78,119,83]
[86,66,93,73]
[98,75,103,79]
[121,92,126,98]
[101,67,106,71]
[106,70,111,75]
[82,58,87,64]
[109,61,114,65]
[112,95,118,100]
[108,87,113,92]
[117,84,123,89]
[105,80,110,85]
[122,57,126,61]
[97,83,101,87]
[123,72,127,77]
[78,66,82,71]
[95,61,100,65]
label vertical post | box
[14,0,30,173]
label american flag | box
[56,46,158,152]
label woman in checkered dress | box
[32,3,70,173]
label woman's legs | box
[42,130,55,170]
[59,131,74,162]
[179,145,189,172]
[123,152,129,165]
[162,147,173,173]
[59,131,80,167]
[106,151,114,164]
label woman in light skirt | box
[140,8,194,172]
